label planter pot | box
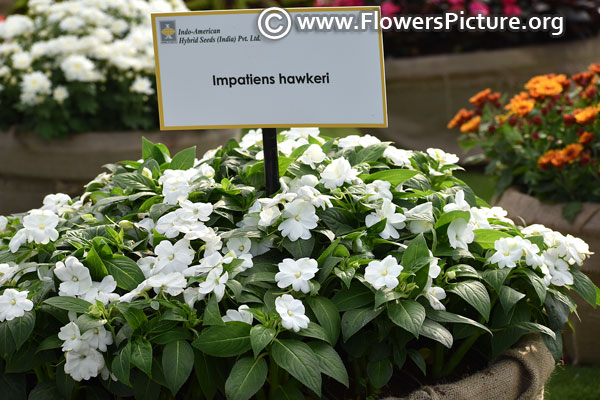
[384,334,554,400]
[0,127,239,215]
[364,35,600,157]
[496,187,600,365]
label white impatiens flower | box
[427,148,460,166]
[383,146,413,166]
[365,180,393,202]
[184,251,231,277]
[0,263,17,286]
[155,211,184,238]
[338,134,380,149]
[258,204,281,227]
[428,252,441,279]
[41,193,71,213]
[0,215,7,232]
[447,218,474,250]
[283,127,324,143]
[177,200,213,222]
[320,157,359,190]
[81,325,113,352]
[81,276,119,305]
[159,169,198,205]
[22,208,60,244]
[54,256,93,297]
[147,272,187,296]
[239,129,263,150]
[299,144,326,169]
[404,202,434,234]
[226,237,252,257]
[198,265,229,301]
[489,237,525,269]
[154,239,195,274]
[275,294,310,332]
[58,322,86,352]
[278,199,319,241]
[365,199,406,240]
[64,346,105,381]
[137,256,159,278]
[222,305,253,324]
[0,289,33,321]
[423,278,447,311]
[275,258,319,293]
[560,234,592,266]
[364,255,403,290]
[543,248,574,286]
[130,76,154,95]
[443,190,470,213]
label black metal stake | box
[262,128,280,196]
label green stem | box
[268,355,280,398]
[432,342,444,379]
[33,367,45,382]
[441,332,483,377]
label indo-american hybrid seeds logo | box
[160,20,177,43]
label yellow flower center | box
[72,276,79,282]
[295,216,301,222]
[287,310,294,316]
[295,272,302,278]
[10,299,16,305]
[168,254,175,260]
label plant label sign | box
[152,7,387,130]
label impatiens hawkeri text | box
[0,129,595,399]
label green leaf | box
[7,310,35,350]
[407,349,426,375]
[426,310,492,335]
[307,296,340,346]
[142,137,155,160]
[115,303,147,331]
[85,246,108,280]
[447,280,491,321]
[162,340,194,395]
[44,297,92,314]
[562,202,582,223]
[341,307,383,341]
[307,342,349,387]
[361,169,419,186]
[111,342,132,386]
[203,295,225,326]
[387,300,425,338]
[169,146,196,170]
[367,359,393,389]
[473,229,512,250]
[0,321,16,358]
[446,264,479,280]
[56,361,76,400]
[36,335,62,353]
[349,143,388,165]
[28,381,60,400]
[331,282,372,312]
[318,207,355,235]
[401,234,429,272]
[519,268,547,304]
[192,322,251,357]
[250,325,276,357]
[0,374,25,400]
[282,236,315,259]
[193,350,226,400]
[571,268,597,307]
[499,286,526,313]
[273,381,304,400]
[104,255,145,291]
[132,370,160,400]
[271,339,322,396]
[491,322,556,357]
[434,210,470,229]
[112,172,156,192]
[224,356,268,400]
[419,319,453,348]
[131,338,153,377]
[480,268,511,294]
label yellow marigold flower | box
[531,79,563,97]
[562,143,584,163]
[506,97,535,117]
[460,115,481,133]
[573,106,597,125]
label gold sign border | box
[151,7,388,130]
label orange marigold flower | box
[538,150,558,169]
[590,63,600,74]
[582,83,596,99]
[531,79,563,97]
[573,106,598,124]
[506,98,535,117]
[460,115,481,133]
[550,150,568,168]
[562,143,584,163]
[552,74,570,88]
[573,71,594,86]
[469,88,491,107]
[447,108,475,129]
[525,75,550,91]
[579,131,594,145]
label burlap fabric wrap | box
[384,334,554,400]
[496,188,600,365]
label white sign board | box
[152,7,387,130]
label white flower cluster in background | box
[0,0,187,109]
